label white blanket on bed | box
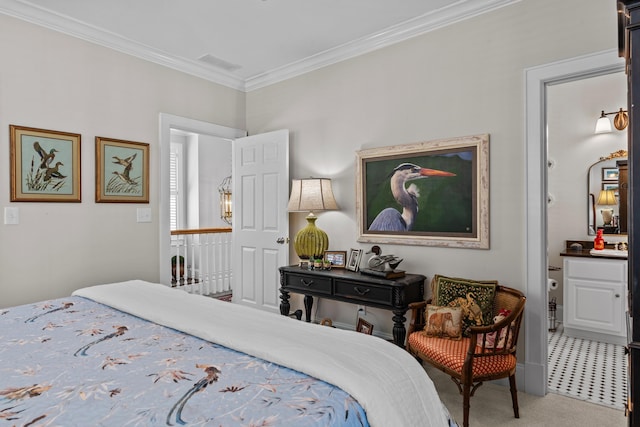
[74,280,450,427]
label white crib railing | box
[170,227,232,296]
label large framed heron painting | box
[10,125,81,202]
[95,137,149,203]
[356,134,489,249]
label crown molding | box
[0,0,246,90]
[245,0,521,91]
[0,0,520,93]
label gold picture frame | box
[96,137,149,203]
[356,134,489,249]
[10,125,81,202]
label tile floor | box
[547,324,627,410]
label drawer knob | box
[354,286,370,296]
[301,279,314,287]
[615,293,621,298]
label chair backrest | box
[472,285,526,356]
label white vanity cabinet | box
[562,256,627,346]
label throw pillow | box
[431,274,497,336]
[424,304,463,340]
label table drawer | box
[284,273,332,295]
[334,280,391,305]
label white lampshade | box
[595,112,612,134]
[287,178,339,212]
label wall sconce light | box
[596,189,617,226]
[287,178,339,261]
[595,108,629,134]
[218,175,232,225]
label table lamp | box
[596,189,617,226]
[287,178,339,262]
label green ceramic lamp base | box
[294,213,329,260]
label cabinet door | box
[565,278,625,334]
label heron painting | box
[356,134,490,249]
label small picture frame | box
[324,250,347,268]
[356,318,373,335]
[347,248,363,272]
[96,137,150,203]
[10,125,82,202]
[602,167,619,181]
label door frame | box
[158,113,246,284]
[524,49,624,395]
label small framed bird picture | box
[95,137,149,203]
[10,124,82,202]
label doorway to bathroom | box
[546,66,627,410]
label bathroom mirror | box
[587,150,627,235]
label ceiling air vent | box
[197,54,242,72]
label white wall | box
[246,0,617,335]
[0,14,245,307]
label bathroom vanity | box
[561,250,627,346]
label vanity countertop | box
[560,240,628,259]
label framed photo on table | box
[347,248,363,272]
[10,125,81,202]
[324,250,347,268]
[96,137,149,203]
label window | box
[170,142,185,231]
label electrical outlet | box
[357,305,366,315]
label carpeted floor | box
[547,326,627,410]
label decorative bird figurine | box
[112,153,136,168]
[368,163,455,232]
[33,141,58,169]
[365,246,403,271]
[44,162,65,181]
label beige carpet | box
[425,364,626,427]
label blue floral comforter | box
[0,296,368,426]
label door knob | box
[276,237,289,244]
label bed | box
[0,280,456,426]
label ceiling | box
[0,0,519,91]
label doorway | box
[158,113,246,285]
[546,70,627,409]
[524,49,625,396]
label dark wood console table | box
[279,265,425,346]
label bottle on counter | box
[594,229,605,250]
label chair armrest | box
[406,300,429,344]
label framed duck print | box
[10,125,81,202]
[95,137,149,203]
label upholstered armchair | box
[406,277,526,427]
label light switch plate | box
[4,207,19,225]
[136,208,152,223]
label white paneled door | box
[232,130,289,313]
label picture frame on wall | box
[10,125,82,202]
[602,167,619,181]
[356,134,489,249]
[96,137,149,203]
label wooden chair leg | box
[463,382,471,427]
[509,374,520,418]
